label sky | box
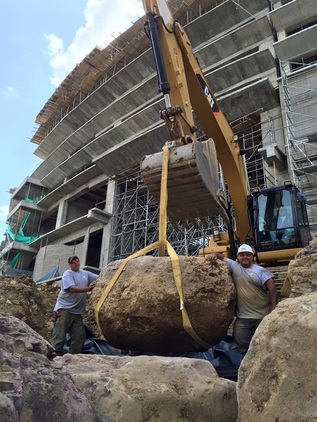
[0,0,144,240]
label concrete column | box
[82,226,91,267]
[100,179,116,267]
[56,201,68,229]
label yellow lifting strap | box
[95,146,210,349]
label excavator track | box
[265,265,290,300]
[140,139,228,227]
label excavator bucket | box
[140,138,228,227]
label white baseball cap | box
[237,244,254,255]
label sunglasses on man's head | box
[70,259,79,264]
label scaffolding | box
[279,59,317,233]
[109,172,214,261]
[235,121,265,188]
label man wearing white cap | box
[208,244,278,353]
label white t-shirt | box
[225,258,273,319]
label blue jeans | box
[233,318,262,354]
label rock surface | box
[0,313,97,422]
[59,353,238,422]
[237,293,317,422]
[287,237,317,297]
[91,256,236,353]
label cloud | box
[1,85,18,100]
[46,0,144,87]
[0,205,9,224]
[45,33,64,57]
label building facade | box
[1,0,317,279]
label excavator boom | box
[141,0,250,240]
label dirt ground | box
[0,275,100,342]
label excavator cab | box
[251,183,311,263]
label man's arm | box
[88,272,99,284]
[69,282,96,293]
[265,278,278,313]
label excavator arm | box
[141,0,250,242]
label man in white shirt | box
[208,244,278,353]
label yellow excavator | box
[140,0,311,268]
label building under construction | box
[1,0,317,279]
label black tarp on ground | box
[180,336,243,381]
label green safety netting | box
[10,253,21,268]
[6,198,38,244]
[6,225,37,244]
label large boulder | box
[237,293,317,421]
[91,256,236,353]
[0,313,97,422]
[59,353,238,422]
[287,237,317,297]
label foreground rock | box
[1,313,238,422]
[287,237,317,297]
[91,256,235,353]
[237,293,317,421]
[0,313,97,422]
[60,353,237,422]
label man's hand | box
[88,281,97,291]
[206,252,224,261]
